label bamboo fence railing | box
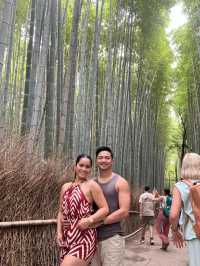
[0,212,140,266]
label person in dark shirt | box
[91,146,131,266]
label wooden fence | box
[0,212,140,266]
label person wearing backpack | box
[170,153,200,266]
[155,188,172,251]
[139,186,156,245]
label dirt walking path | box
[125,232,188,266]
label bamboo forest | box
[1,0,200,265]
[1,0,199,188]
[0,0,200,185]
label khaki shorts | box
[90,234,125,266]
[142,216,155,225]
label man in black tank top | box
[91,146,131,266]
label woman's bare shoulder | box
[61,182,73,192]
[88,179,100,190]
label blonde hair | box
[181,153,200,180]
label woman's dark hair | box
[164,188,171,196]
[73,154,92,182]
[76,154,92,166]
[96,146,113,158]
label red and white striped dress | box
[60,184,96,262]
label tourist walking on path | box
[139,186,155,245]
[57,154,109,266]
[91,146,131,266]
[170,152,200,266]
[155,188,172,251]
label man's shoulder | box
[114,174,130,193]
[147,192,154,198]
[139,192,147,200]
[114,172,128,184]
[139,192,146,197]
[140,192,154,200]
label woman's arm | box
[77,181,109,230]
[90,181,109,221]
[170,186,182,229]
[56,183,70,245]
[169,186,184,248]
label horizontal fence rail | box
[0,211,141,266]
[0,210,140,228]
[124,226,144,240]
[0,219,57,228]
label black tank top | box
[95,175,122,240]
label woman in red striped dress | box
[57,154,109,266]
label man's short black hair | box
[144,186,150,191]
[96,146,113,158]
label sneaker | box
[150,237,154,245]
[140,237,145,244]
[160,243,169,251]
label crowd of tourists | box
[56,148,200,266]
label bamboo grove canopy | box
[0,0,200,190]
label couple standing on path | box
[57,146,131,266]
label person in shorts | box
[139,186,155,245]
[91,146,131,266]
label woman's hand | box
[77,217,93,230]
[172,230,184,248]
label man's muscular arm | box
[103,177,131,225]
